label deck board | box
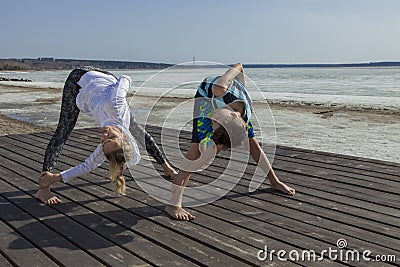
[0,214,59,267]
[0,126,399,266]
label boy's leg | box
[248,137,295,195]
[165,142,201,220]
[165,92,214,220]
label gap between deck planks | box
[0,133,306,266]
[5,128,400,264]
[1,126,399,266]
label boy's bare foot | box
[270,180,295,196]
[165,205,195,221]
[35,187,62,205]
[162,163,178,177]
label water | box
[0,67,399,163]
[1,67,400,110]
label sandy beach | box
[0,114,52,136]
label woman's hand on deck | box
[38,171,62,188]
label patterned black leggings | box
[42,67,166,172]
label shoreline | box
[1,85,399,163]
[1,112,399,165]
[1,86,399,131]
[2,83,398,116]
[131,94,400,117]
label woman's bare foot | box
[165,205,195,221]
[35,187,62,205]
[270,179,295,196]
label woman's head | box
[101,126,133,195]
[211,107,248,149]
[101,126,123,154]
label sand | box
[0,114,52,136]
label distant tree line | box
[242,62,400,68]
[1,58,400,71]
[0,58,172,71]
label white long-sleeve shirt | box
[60,71,138,183]
[76,71,131,129]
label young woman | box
[165,63,295,220]
[37,67,176,205]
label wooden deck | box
[0,126,399,266]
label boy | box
[165,63,295,220]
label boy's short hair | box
[213,114,247,149]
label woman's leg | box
[42,68,88,171]
[37,68,89,204]
[42,66,114,171]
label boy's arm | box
[235,66,245,86]
[213,63,245,97]
[178,143,221,173]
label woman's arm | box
[39,144,105,188]
[59,144,105,183]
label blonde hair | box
[105,136,133,195]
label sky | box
[1,0,400,64]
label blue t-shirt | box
[191,76,254,143]
[197,76,253,122]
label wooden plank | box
[144,125,400,178]
[47,170,332,265]
[47,128,399,199]
[146,124,400,170]
[0,150,208,265]
[0,164,149,266]
[144,126,400,181]
[131,163,400,258]
[0,143,263,266]
[1,130,398,266]
[7,132,400,234]
[10,131,400,250]
[0,183,146,267]
[0,134,310,267]
[162,155,400,240]
[69,129,400,215]
[143,132,400,205]
[0,155,197,266]
[0,134,372,266]
[0,252,13,267]
[0,215,58,267]
[277,144,400,168]
[80,154,396,264]
[276,146,400,176]
[0,194,104,267]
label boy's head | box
[211,107,248,149]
